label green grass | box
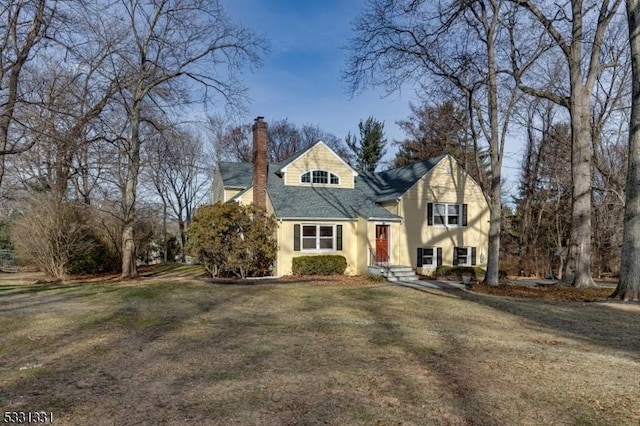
[0,267,639,425]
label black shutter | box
[336,225,343,251]
[462,204,468,226]
[437,247,442,266]
[453,247,459,265]
[294,224,300,251]
[427,203,433,226]
[417,248,423,267]
[471,247,477,265]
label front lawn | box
[1,267,639,424]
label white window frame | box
[455,246,472,266]
[301,224,336,252]
[433,203,461,227]
[300,170,340,185]
[422,246,437,268]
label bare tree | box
[146,128,210,262]
[110,0,265,277]
[613,0,640,300]
[507,0,624,287]
[211,117,349,163]
[394,100,489,186]
[0,0,56,192]
[345,0,519,285]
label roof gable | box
[365,154,447,202]
[277,140,358,177]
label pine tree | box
[345,117,387,172]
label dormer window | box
[301,170,340,185]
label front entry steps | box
[368,265,419,282]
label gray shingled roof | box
[217,162,253,188]
[215,154,445,220]
[367,155,445,202]
[266,172,400,220]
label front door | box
[375,225,390,264]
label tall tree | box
[211,117,349,163]
[0,0,56,193]
[345,117,387,173]
[508,0,624,287]
[112,0,265,278]
[146,128,210,262]
[613,0,640,301]
[345,0,519,285]
[394,100,488,187]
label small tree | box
[12,194,94,278]
[345,117,387,172]
[186,203,276,278]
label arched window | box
[300,170,340,185]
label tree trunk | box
[178,216,186,263]
[483,3,503,286]
[613,0,640,301]
[121,108,142,278]
[564,86,596,287]
[163,201,168,263]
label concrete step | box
[368,265,420,282]
[381,265,419,282]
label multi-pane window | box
[432,203,463,226]
[422,247,436,266]
[300,170,340,185]
[302,225,334,250]
[454,247,472,266]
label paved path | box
[392,279,467,291]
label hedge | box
[292,255,347,275]
[435,265,486,279]
[434,265,507,281]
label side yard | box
[0,268,639,425]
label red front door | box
[375,225,390,264]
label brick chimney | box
[252,116,268,210]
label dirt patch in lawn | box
[1,267,639,424]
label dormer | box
[277,141,358,189]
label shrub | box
[11,195,123,277]
[292,255,347,275]
[12,195,95,278]
[186,203,277,278]
[435,265,485,280]
[68,233,120,275]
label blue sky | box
[223,0,522,190]
[224,1,417,153]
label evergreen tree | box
[345,117,387,172]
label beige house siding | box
[397,156,489,272]
[281,142,356,189]
[356,217,369,273]
[235,187,276,215]
[276,219,359,275]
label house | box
[212,117,490,278]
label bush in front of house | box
[186,203,277,278]
[292,255,347,275]
[434,265,508,282]
[435,265,485,280]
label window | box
[300,170,340,185]
[302,225,334,251]
[417,247,441,268]
[422,247,435,266]
[454,246,476,266]
[428,203,467,227]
